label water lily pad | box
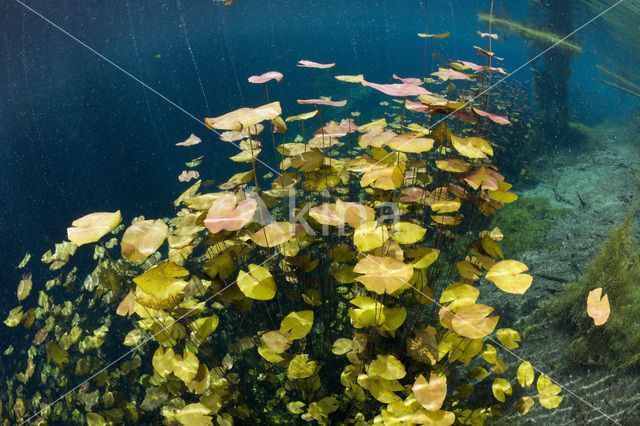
[354,255,413,295]
[413,373,447,411]
[133,261,189,302]
[492,378,512,402]
[353,221,389,252]
[450,134,493,159]
[205,102,282,131]
[173,349,200,384]
[204,194,257,233]
[485,260,532,294]
[121,219,168,261]
[587,287,610,326]
[360,166,404,190]
[175,403,212,426]
[366,354,406,380]
[537,374,562,409]
[67,211,121,246]
[288,354,317,379]
[280,310,313,340]
[237,264,277,300]
[450,304,499,339]
[497,328,520,349]
[517,361,534,387]
[251,222,303,247]
[389,222,426,244]
[17,273,32,301]
[4,306,23,327]
[331,338,353,355]
[262,330,291,353]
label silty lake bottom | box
[1,0,639,424]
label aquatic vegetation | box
[176,134,202,147]
[546,179,640,368]
[594,64,640,99]
[1,30,572,425]
[477,13,581,53]
[492,197,572,255]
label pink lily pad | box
[204,194,257,233]
[248,71,283,84]
[431,68,471,81]
[178,170,200,182]
[362,80,431,97]
[472,107,510,125]
[297,99,347,107]
[297,60,335,69]
[392,74,423,85]
[176,134,202,146]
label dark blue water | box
[0,0,637,301]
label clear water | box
[1,1,638,424]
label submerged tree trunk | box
[530,0,581,149]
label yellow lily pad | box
[258,345,285,363]
[288,354,318,379]
[67,211,121,246]
[237,264,277,300]
[86,413,107,426]
[496,328,520,349]
[262,330,291,353]
[516,396,535,414]
[485,260,533,294]
[121,219,168,261]
[218,170,254,190]
[17,273,32,301]
[205,102,281,131]
[360,166,405,190]
[408,247,440,269]
[190,315,220,342]
[335,74,364,83]
[4,306,23,327]
[173,349,200,384]
[175,403,212,426]
[123,329,141,346]
[587,287,610,326]
[435,158,470,172]
[385,134,435,153]
[430,215,462,226]
[450,304,499,339]
[287,401,306,414]
[251,222,303,247]
[413,373,447,411]
[357,118,387,133]
[353,221,389,252]
[280,310,314,340]
[517,361,534,387]
[450,134,493,159]
[285,110,319,122]
[492,378,512,402]
[133,261,189,302]
[389,222,426,244]
[537,374,562,409]
[354,255,413,295]
[331,338,353,355]
[366,354,406,380]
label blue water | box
[2,1,640,424]
[0,1,634,308]
[2,0,638,309]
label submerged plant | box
[477,13,581,53]
[546,175,640,369]
[492,197,571,255]
[1,29,569,426]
